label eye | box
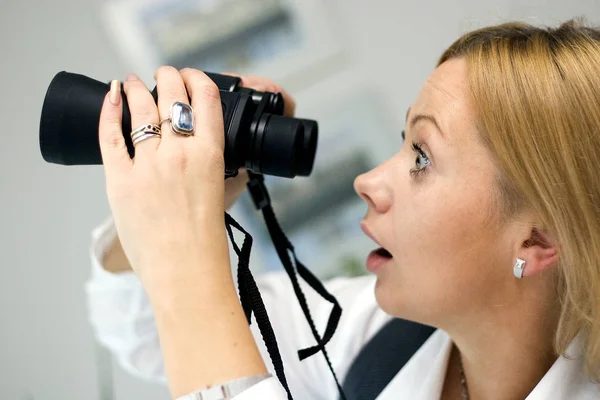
[410,142,430,177]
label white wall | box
[1,0,598,399]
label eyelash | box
[409,141,431,178]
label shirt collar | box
[376,329,600,399]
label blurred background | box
[1,0,598,398]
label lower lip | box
[366,249,393,272]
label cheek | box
[397,175,491,259]
[376,174,502,323]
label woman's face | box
[354,58,520,329]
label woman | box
[86,19,600,399]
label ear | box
[519,228,559,277]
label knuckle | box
[165,86,188,101]
[100,119,124,148]
[165,149,190,173]
[105,132,125,149]
[133,105,157,122]
[266,83,282,93]
[245,76,281,93]
[197,82,220,101]
[103,113,121,127]
[249,84,269,92]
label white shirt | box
[85,218,600,399]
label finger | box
[122,73,161,156]
[155,66,192,145]
[98,80,132,179]
[180,68,225,153]
[222,72,296,117]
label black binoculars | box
[39,71,318,178]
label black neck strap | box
[224,171,347,400]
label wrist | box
[143,262,235,308]
[147,269,237,316]
[148,277,267,397]
[138,237,232,299]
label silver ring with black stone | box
[160,102,195,136]
[132,132,162,147]
[130,124,162,147]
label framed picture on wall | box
[100,0,347,89]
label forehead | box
[410,58,477,139]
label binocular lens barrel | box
[39,72,318,178]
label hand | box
[99,71,296,276]
[99,67,228,288]
[98,67,283,396]
[221,73,296,209]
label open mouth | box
[367,247,394,272]
[375,247,393,259]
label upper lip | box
[360,221,385,249]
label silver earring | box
[513,258,526,279]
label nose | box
[354,166,392,214]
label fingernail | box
[109,80,121,106]
[126,73,139,81]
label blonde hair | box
[437,19,600,382]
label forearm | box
[145,240,267,398]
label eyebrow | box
[405,107,446,139]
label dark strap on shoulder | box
[341,318,436,400]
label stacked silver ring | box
[131,124,162,147]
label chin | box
[373,276,438,327]
[373,276,406,317]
